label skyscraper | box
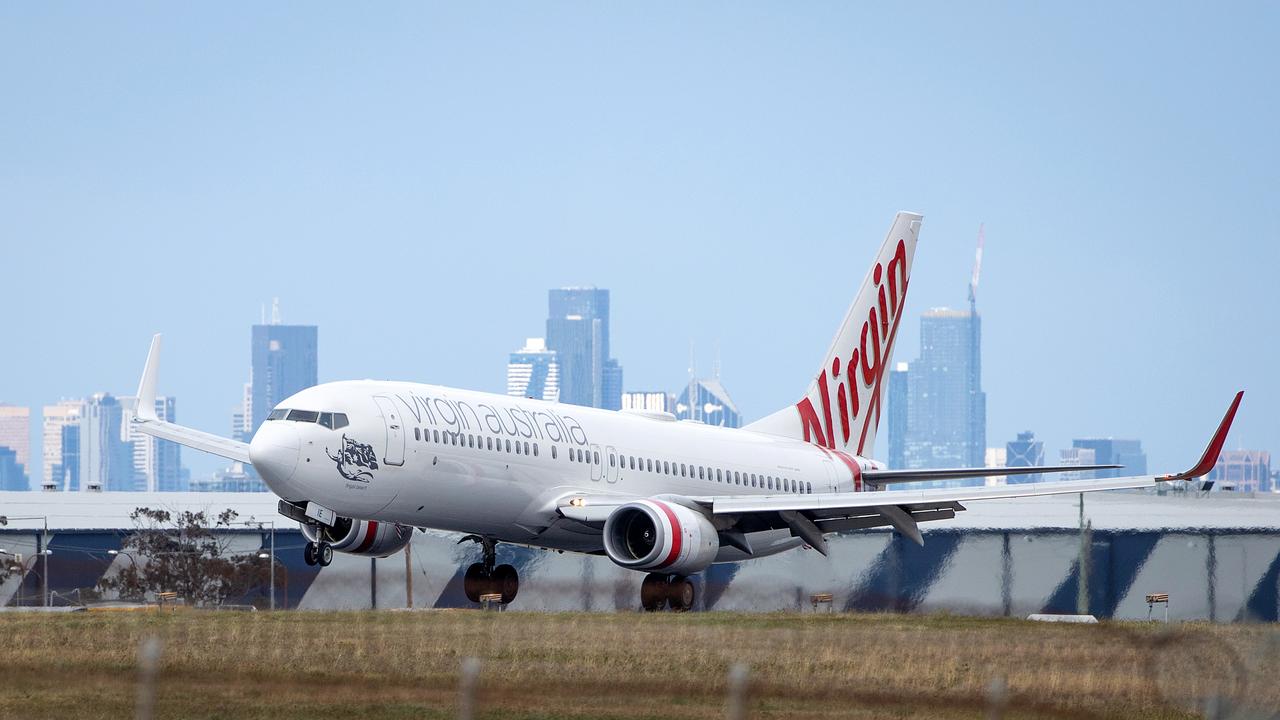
[507,338,560,401]
[0,404,30,490]
[42,400,82,490]
[1004,431,1045,485]
[545,287,622,410]
[902,308,986,470]
[1071,438,1146,480]
[674,378,742,428]
[622,391,675,413]
[887,363,908,468]
[120,395,183,491]
[250,320,318,435]
[79,393,136,492]
[0,447,25,491]
[1208,450,1272,493]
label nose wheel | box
[303,540,333,567]
[641,573,695,612]
[459,535,519,605]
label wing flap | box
[864,464,1121,485]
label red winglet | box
[1158,391,1244,482]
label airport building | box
[4,490,1280,621]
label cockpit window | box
[276,409,348,428]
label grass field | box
[2,610,1277,719]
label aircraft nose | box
[249,421,300,495]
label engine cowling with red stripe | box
[602,500,719,575]
[301,517,413,558]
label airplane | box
[130,212,1243,611]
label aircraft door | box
[605,445,618,483]
[372,395,405,466]
[590,443,602,482]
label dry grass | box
[2,610,1277,719]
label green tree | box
[98,507,280,607]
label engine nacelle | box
[602,499,719,575]
[301,517,413,558]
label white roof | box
[0,492,280,530]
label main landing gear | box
[641,572,695,612]
[459,535,519,605]
[303,536,333,567]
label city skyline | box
[2,4,1275,482]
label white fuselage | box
[248,380,874,559]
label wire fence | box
[105,621,1280,720]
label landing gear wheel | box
[463,562,490,603]
[303,542,318,567]
[641,573,668,611]
[317,542,334,567]
[492,564,519,604]
[667,577,695,612]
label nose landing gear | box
[459,534,519,605]
[303,539,333,567]
[641,573,695,612]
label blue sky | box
[2,3,1277,482]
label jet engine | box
[602,499,719,575]
[301,517,413,557]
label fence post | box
[986,677,1007,720]
[726,662,749,720]
[458,657,481,720]
[135,635,163,720]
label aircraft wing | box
[130,334,251,464]
[863,463,1122,485]
[698,391,1243,550]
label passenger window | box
[662,461,669,475]
[431,430,439,443]
[629,456,635,470]
[515,442,521,455]
[646,459,652,472]
[716,469,722,482]
[609,454,615,467]
[486,437,492,450]
[698,466,704,480]
[505,439,512,452]
[413,427,420,441]
[807,482,813,494]
[680,464,686,477]
[592,451,598,464]
[552,446,558,459]
[534,444,539,457]
[525,442,531,455]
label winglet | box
[134,334,162,422]
[1158,391,1244,482]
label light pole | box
[0,548,52,607]
[244,519,276,610]
[0,515,50,607]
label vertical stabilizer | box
[745,212,923,457]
